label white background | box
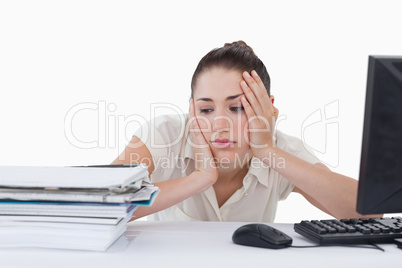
[0,0,401,222]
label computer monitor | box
[357,56,402,215]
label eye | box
[200,109,213,114]
[230,106,244,112]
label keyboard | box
[294,217,402,245]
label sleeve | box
[276,130,321,165]
[132,116,169,183]
[295,144,321,165]
[278,176,295,201]
[276,130,322,201]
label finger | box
[240,95,257,122]
[251,70,274,114]
[241,94,270,129]
[251,70,269,98]
[242,95,274,145]
[188,98,200,137]
[240,79,264,116]
[243,71,271,114]
[188,98,209,148]
[188,100,216,166]
[189,98,201,134]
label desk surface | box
[0,221,400,268]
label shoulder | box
[276,130,321,164]
[276,130,304,153]
[152,114,187,135]
[135,113,187,146]
[150,113,188,145]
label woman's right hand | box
[188,98,218,189]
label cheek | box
[244,121,249,136]
[239,116,250,145]
[232,114,249,146]
[196,117,213,136]
[241,114,248,129]
[238,114,248,134]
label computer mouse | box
[232,223,293,249]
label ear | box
[269,95,279,121]
[269,95,275,105]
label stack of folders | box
[0,164,159,251]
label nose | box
[212,115,232,132]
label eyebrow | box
[196,93,244,102]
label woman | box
[113,41,381,222]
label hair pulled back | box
[191,41,271,97]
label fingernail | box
[241,81,248,87]
[244,71,251,79]
[252,70,259,77]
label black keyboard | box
[294,217,402,245]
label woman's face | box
[193,67,252,168]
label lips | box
[212,139,235,148]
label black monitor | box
[357,56,402,215]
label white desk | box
[0,221,400,268]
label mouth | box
[211,139,235,148]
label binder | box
[0,164,148,189]
[0,164,159,251]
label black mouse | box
[232,223,293,249]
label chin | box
[212,149,250,168]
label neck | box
[215,152,252,184]
[216,165,249,184]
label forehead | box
[194,67,243,100]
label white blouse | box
[133,113,320,222]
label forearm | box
[265,147,381,219]
[131,171,212,220]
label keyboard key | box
[346,226,357,233]
[294,218,402,245]
[350,218,358,224]
[381,227,391,233]
[336,227,347,233]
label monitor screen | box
[357,56,402,215]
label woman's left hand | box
[240,70,277,162]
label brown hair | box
[190,41,271,97]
